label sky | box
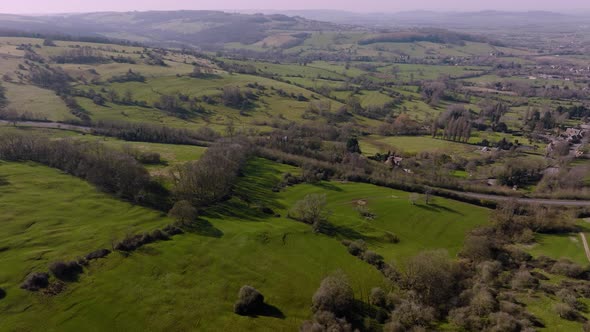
[1,0,589,14]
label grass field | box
[0,158,490,330]
[360,135,475,155]
[0,162,173,313]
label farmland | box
[1,8,590,332]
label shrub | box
[388,300,435,330]
[163,224,184,236]
[0,287,5,300]
[234,285,265,316]
[20,272,49,291]
[49,261,83,281]
[362,250,384,267]
[300,311,352,332]
[553,303,576,320]
[150,229,170,241]
[551,259,585,278]
[369,287,387,308]
[85,249,111,261]
[384,231,400,244]
[556,288,582,310]
[511,269,538,290]
[312,272,354,316]
[345,239,366,256]
[168,200,198,225]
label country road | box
[3,119,590,207]
[0,120,91,133]
[445,190,590,207]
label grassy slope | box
[0,158,489,330]
[0,162,172,311]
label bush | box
[384,231,400,244]
[234,285,265,316]
[362,250,384,267]
[163,224,184,235]
[387,300,435,330]
[551,259,585,278]
[20,272,49,291]
[49,261,83,281]
[511,269,538,290]
[85,249,111,261]
[150,229,170,241]
[553,303,577,320]
[369,287,387,308]
[300,311,352,332]
[168,200,198,225]
[0,287,5,300]
[344,239,366,256]
[312,272,354,316]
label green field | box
[0,158,490,330]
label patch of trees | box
[222,86,256,109]
[92,121,219,145]
[28,65,71,93]
[288,193,332,233]
[114,226,181,252]
[144,52,167,66]
[496,157,545,187]
[478,100,510,131]
[108,69,146,83]
[301,272,355,331]
[557,105,590,119]
[419,80,447,105]
[172,141,251,206]
[0,82,7,109]
[62,95,91,122]
[432,104,473,142]
[111,55,136,64]
[0,134,167,207]
[51,47,110,64]
[358,29,497,46]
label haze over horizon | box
[1,0,590,15]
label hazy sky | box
[1,0,589,14]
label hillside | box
[0,11,342,48]
[1,9,590,331]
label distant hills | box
[0,9,587,49]
[0,11,341,47]
[257,10,589,31]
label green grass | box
[0,161,172,308]
[280,181,490,263]
[527,233,589,266]
[3,82,74,122]
[0,158,489,330]
[360,135,475,155]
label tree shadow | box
[242,303,286,319]
[312,182,343,192]
[320,222,367,240]
[256,303,286,319]
[415,203,463,215]
[183,218,224,238]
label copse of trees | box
[108,69,146,83]
[0,133,167,207]
[0,82,7,109]
[432,104,473,142]
[301,271,355,331]
[92,121,219,145]
[51,47,109,64]
[172,141,251,206]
